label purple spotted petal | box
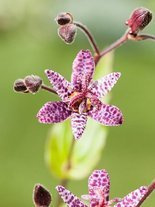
[37,101,71,123]
[71,50,95,91]
[89,72,121,99]
[71,112,87,139]
[45,69,72,101]
[88,169,110,207]
[114,186,148,207]
[56,185,87,207]
[88,102,123,126]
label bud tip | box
[55,12,73,25]
[13,79,28,93]
[33,184,52,207]
[126,7,152,35]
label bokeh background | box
[0,0,155,206]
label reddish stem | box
[136,181,155,207]
[74,22,100,55]
[94,30,129,65]
[100,33,128,56]
[95,31,155,65]
[41,84,57,94]
[133,34,155,41]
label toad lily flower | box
[37,50,123,139]
[56,169,148,207]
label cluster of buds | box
[13,75,42,94]
[55,12,77,44]
[33,184,52,207]
[126,7,152,36]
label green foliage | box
[45,53,113,180]
[45,119,107,180]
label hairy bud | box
[13,79,28,93]
[24,75,42,94]
[58,24,77,44]
[13,75,42,94]
[126,7,152,35]
[33,184,52,207]
[55,12,73,25]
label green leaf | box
[45,120,73,179]
[68,119,107,180]
[45,119,107,180]
[45,52,114,180]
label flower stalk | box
[95,30,155,65]
[65,7,155,65]
[74,21,100,55]
[41,84,57,95]
[99,31,129,61]
[130,33,155,41]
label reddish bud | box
[58,23,77,44]
[126,7,152,35]
[33,184,52,207]
[55,12,73,25]
[13,79,28,93]
[24,75,42,94]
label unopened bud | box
[24,75,42,94]
[55,12,73,25]
[33,184,52,207]
[58,24,77,44]
[13,79,28,93]
[126,7,152,35]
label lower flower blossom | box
[56,169,148,207]
[37,50,123,139]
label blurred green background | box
[0,0,155,206]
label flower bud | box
[55,12,73,25]
[58,24,77,44]
[24,75,42,94]
[13,79,28,93]
[33,184,52,207]
[126,7,152,35]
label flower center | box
[68,91,92,113]
[94,188,108,207]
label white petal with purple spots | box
[114,186,148,207]
[37,101,71,123]
[88,102,123,126]
[56,185,87,207]
[45,69,72,101]
[71,112,87,139]
[37,51,123,138]
[71,50,95,91]
[88,169,110,207]
[89,72,121,99]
